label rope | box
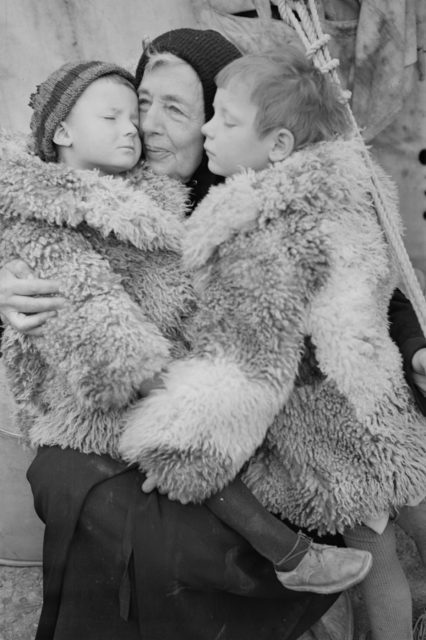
[274,0,426,336]
[0,425,23,439]
[0,558,42,567]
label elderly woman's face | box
[138,59,205,183]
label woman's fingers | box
[10,277,63,297]
[4,309,59,334]
[7,291,65,314]
[3,258,35,279]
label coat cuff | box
[119,356,282,503]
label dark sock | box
[396,499,426,566]
[344,522,412,640]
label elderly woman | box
[0,29,344,640]
[0,28,426,640]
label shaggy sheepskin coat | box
[0,131,194,458]
[120,138,426,534]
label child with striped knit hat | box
[0,60,194,485]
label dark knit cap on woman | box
[29,61,137,162]
[135,28,242,121]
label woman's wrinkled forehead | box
[138,55,204,119]
[143,51,184,74]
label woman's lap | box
[28,446,336,640]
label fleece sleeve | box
[1,218,171,410]
[307,212,411,418]
[119,216,327,503]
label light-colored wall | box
[372,55,426,277]
[0,0,199,133]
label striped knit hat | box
[29,61,137,162]
[135,29,241,121]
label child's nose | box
[201,118,214,138]
[123,121,138,137]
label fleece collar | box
[0,129,188,253]
[183,137,399,271]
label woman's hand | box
[0,260,65,336]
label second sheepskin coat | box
[0,131,194,458]
[120,138,426,534]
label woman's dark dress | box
[28,446,335,640]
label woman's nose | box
[139,103,161,134]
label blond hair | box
[216,47,351,149]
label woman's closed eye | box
[138,98,151,112]
[164,102,187,118]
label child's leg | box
[395,498,426,565]
[207,477,373,594]
[206,477,309,569]
[344,522,413,640]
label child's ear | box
[52,122,72,148]
[269,128,294,163]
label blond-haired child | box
[121,47,426,640]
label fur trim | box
[184,138,400,269]
[120,356,287,502]
[182,173,262,271]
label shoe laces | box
[308,541,327,568]
[276,531,312,566]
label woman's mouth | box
[145,146,171,159]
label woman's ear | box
[269,128,294,163]
[52,122,72,148]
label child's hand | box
[141,472,161,494]
[138,373,166,397]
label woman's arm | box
[389,288,426,410]
[1,220,171,410]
